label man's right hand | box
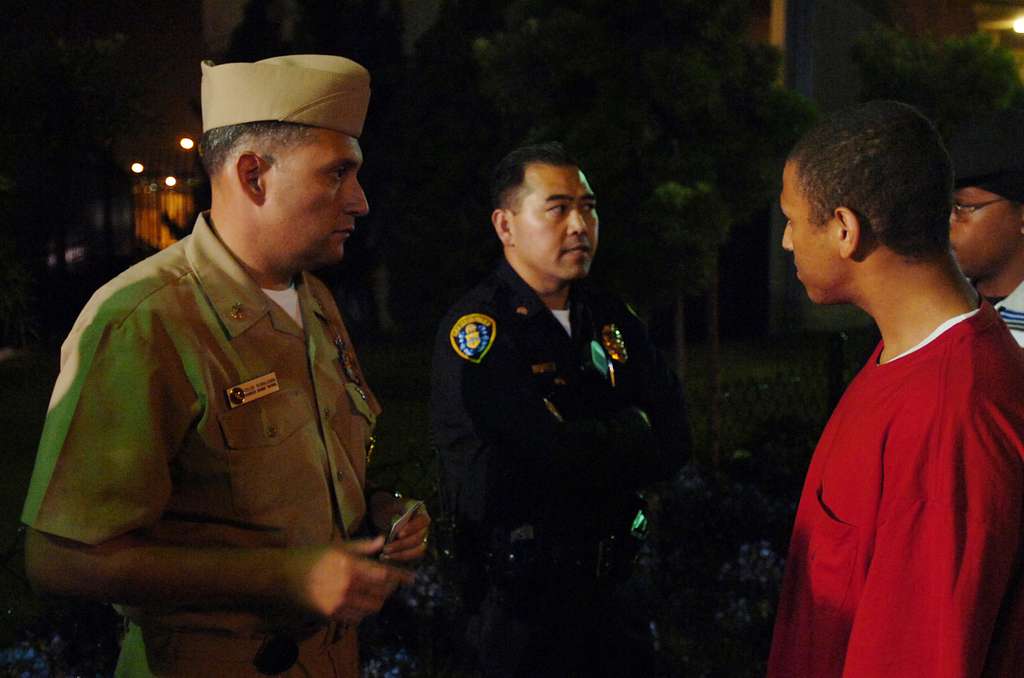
[24,528,415,625]
[284,536,415,625]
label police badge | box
[601,323,628,363]
[450,313,497,363]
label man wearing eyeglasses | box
[949,108,1024,346]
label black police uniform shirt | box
[430,259,690,548]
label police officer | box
[949,108,1024,345]
[431,142,690,677]
[22,55,428,676]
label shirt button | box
[323,407,330,418]
[266,425,278,438]
[336,470,344,481]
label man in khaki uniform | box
[21,54,429,676]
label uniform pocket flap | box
[218,389,310,449]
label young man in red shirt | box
[768,100,1024,677]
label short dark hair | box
[491,142,579,210]
[788,100,953,259]
[199,121,315,177]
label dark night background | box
[2,0,1024,675]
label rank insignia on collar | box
[450,313,496,363]
[601,324,628,363]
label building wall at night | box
[133,183,197,252]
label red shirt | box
[768,305,1024,677]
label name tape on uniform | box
[226,372,280,409]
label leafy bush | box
[0,235,37,347]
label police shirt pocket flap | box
[218,389,308,449]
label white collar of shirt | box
[882,307,980,363]
[262,284,304,329]
[551,308,571,336]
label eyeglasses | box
[951,198,1008,221]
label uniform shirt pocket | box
[216,389,321,521]
[218,389,309,449]
[808,486,859,622]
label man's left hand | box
[369,492,431,563]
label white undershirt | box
[551,308,572,336]
[262,284,304,329]
[882,307,979,363]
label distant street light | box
[165,176,177,187]
[131,162,145,174]
[1015,17,1024,33]
[179,137,195,150]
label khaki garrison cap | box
[201,54,371,138]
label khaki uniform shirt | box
[22,213,380,638]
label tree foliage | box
[383,1,509,332]
[225,0,289,62]
[474,0,814,311]
[853,29,1024,139]
[469,0,814,465]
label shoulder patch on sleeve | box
[450,313,496,363]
